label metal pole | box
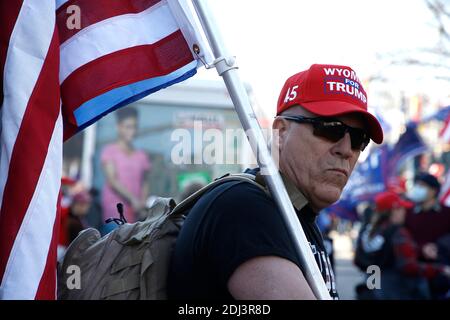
[191,0,331,300]
[80,124,96,189]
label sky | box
[193,0,449,118]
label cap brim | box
[398,199,414,209]
[299,100,384,144]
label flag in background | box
[328,123,428,222]
[386,122,428,177]
[435,107,450,206]
[0,0,209,299]
[373,107,392,136]
[440,170,450,207]
[439,112,450,145]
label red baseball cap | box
[374,191,413,212]
[277,64,383,144]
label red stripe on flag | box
[56,0,160,44]
[61,30,194,140]
[35,191,61,300]
[0,0,24,106]
[0,26,61,282]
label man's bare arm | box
[227,256,316,300]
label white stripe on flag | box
[60,1,179,82]
[0,111,62,299]
[167,0,213,64]
[0,0,55,212]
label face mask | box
[407,185,428,203]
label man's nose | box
[332,132,355,159]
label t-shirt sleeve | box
[198,182,302,287]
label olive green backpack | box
[57,173,268,300]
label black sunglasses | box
[280,115,370,151]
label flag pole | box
[191,0,331,300]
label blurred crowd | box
[352,172,450,300]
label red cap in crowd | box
[374,191,413,212]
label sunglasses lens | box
[313,124,346,143]
[350,130,369,151]
[314,122,369,151]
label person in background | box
[405,173,450,260]
[360,191,450,300]
[58,178,90,259]
[66,190,92,243]
[354,201,377,271]
[101,107,151,230]
[405,172,450,298]
[84,187,104,230]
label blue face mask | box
[407,185,428,203]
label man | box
[406,173,450,261]
[405,173,450,298]
[168,64,383,300]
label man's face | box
[416,181,437,202]
[390,207,407,224]
[71,202,90,217]
[274,106,365,212]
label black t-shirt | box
[168,175,339,300]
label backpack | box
[57,173,268,300]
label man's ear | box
[272,116,290,148]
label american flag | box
[0,0,208,299]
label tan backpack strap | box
[141,197,177,225]
[171,172,270,215]
[254,171,268,189]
